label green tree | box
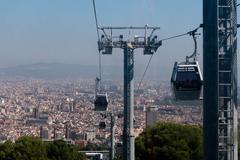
[0,140,14,160]
[13,136,47,160]
[135,123,203,160]
[0,137,85,160]
[46,140,85,160]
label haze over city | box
[0,0,206,80]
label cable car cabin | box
[94,93,108,111]
[99,121,106,129]
[171,61,203,100]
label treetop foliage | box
[0,136,85,160]
[135,122,203,160]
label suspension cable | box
[137,54,154,90]
[160,32,189,42]
[160,25,201,42]
[92,0,102,82]
[93,0,100,41]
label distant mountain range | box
[0,63,105,79]
[0,62,174,80]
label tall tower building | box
[40,126,49,139]
[145,106,158,127]
[33,107,39,119]
[65,124,70,139]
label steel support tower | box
[97,26,161,160]
[203,0,238,159]
[123,46,135,160]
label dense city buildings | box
[0,77,220,147]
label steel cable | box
[92,0,102,82]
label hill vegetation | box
[0,136,85,160]
[3,123,240,160]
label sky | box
[0,0,238,79]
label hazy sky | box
[0,0,239,79]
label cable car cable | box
[92,0,100,41]
[160,25,201,42]
[137,54,154,90]
[92,0,102,82]
[160,32,189,42]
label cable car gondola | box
[171,28,203,100]
[99,121,107,129]
[94,93,109,111]
[171,61,203,100]
[94,77,109,111]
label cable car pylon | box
[96,25,161,160]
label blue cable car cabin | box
[171,61,203,100]
[94,93,108,111]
